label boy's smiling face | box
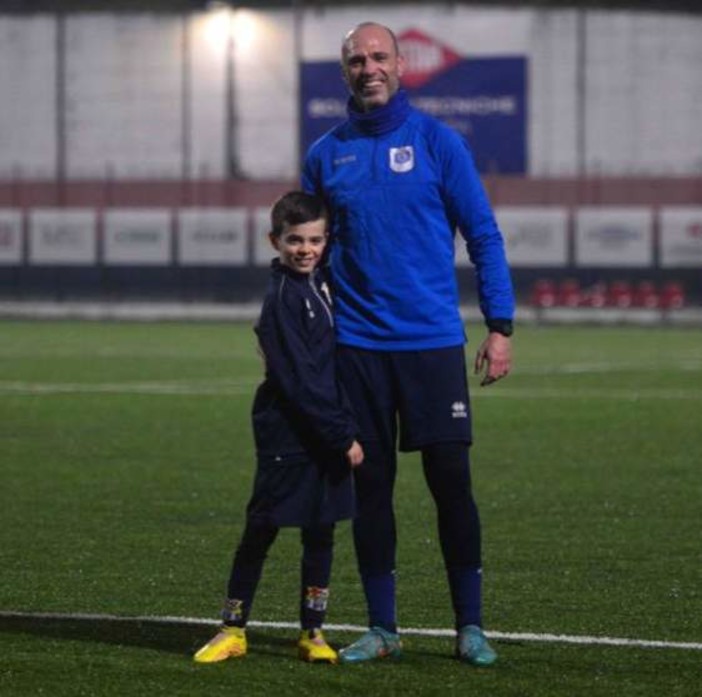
[270,218,327,275]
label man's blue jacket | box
[302,90,514,351]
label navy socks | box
[447,565,483,629]
[223,522,335,629]
[361,571,397,633]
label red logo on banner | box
[398,28,462,89]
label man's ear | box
[340,63,350,89]
[397,53,406,79]
[268,232,279,250]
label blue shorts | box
[336,345,472,452]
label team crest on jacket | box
[389,146,414,173]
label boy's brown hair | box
[270,191,328,238]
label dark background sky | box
[0,1,700,15]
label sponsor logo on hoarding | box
[506,226,554,248]
[307,99,346,119]
[301,29,526,173]
[411,95,517,117]
[114,230,163,244]
[398,29,461,89]
[585,227,641,247]
[39,226,85,247]
[0,224,15,247]
[190,230,239,243]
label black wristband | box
[486,318,514,337]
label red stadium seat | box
[632,281,660,308]
[660,281,685,309]
[606,280,633,308]
[581,281,607,308]
[530,278,557,308]
[557,278,583,307]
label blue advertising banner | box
[300,28,527,174]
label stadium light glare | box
[230,10,262,54]
[203,2,233,50]
[201,5,261,55]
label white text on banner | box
[575,207,653,267]
[252,206,276,267]
[0,209,23,265]
[103,209,172,265]
[29,209,97,265]
[659,207,702,268]
[178,208,248,266]
[497,206,569,267]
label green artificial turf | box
[1,320,700,696]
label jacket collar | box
[347,89,411,136]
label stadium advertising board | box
[178,208,248,266]
[574,207,653,267]
[496,207,569,267]
[659,207,702,268]
[103,209,172,265]
[0,209,23,264]
[252,207,276,267]
[300,28,527,174]
[29,209,97,265]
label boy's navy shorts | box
[336,344,472,452]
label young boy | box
[194,191,363,665]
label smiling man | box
[302,22,515,667]
[341,23,405,111]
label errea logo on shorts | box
[389,146,414,173]
[451,401,468,419]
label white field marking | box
[0,380,257,396]
[514,359,702,375]
[474,387,702,401]
[0,347,257,360]
[1,611,701,652]
[1,346,699,373]
[2,381,701,400]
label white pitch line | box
[0,381,256,396]
[1,611,700,652]
[475,387,702,401]
[514,360,702,375]
[2,381,701,401]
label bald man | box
[302,22,514,666]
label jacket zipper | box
[309,275,334,327]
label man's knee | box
[421,441,472,494]
[354,441,396,502]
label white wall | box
[0,17,56,178]
[0,6,700,180]
[528,10,580,176]
[584,11,702,175]
[189,11,228,178]
[64,15,184,178]
[232,9,297,179]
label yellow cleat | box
[298,628,338,664]
[193,625,247,663]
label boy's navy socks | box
[224,523,278,626]
[448,565,483,629]
[361,571,397,633]
[224,564,263,627]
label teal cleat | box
[456,625,497,666]
[338,626,402,664]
